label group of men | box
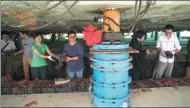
[130,24,190,80]
[1,31,35,80]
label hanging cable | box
[1,1,78,30]
[120,0,140,30]
[1,1,64,28]
[100,0,140,32]
[125,0,154,36]
[134,0,138,18]
[93,0,154,35]
[126,0,142,36]
[127,0,152,27]
[30,0,79,31]
[99,0,143,33]
[62,2,76,25]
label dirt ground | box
[1,86,190,107]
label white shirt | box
[1,40,16,51]
[156,33,181,63]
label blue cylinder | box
[93,53,129,60]
[92,42,129,61]
[90,56,132,68]
[91,91,131,107]
[90,42,132,107]
[91,63,133,84]
[91,76,132,99]
[92,42,129,50]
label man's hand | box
[170,51,175,55]
[13,52,17,56]
[146,49,151,55]
[172,49,180,55]
[63,53,67,56]
[66,56,72,62]
[129,49,139,53]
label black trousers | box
[31,66,47,80]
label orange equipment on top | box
[103,9,120,32]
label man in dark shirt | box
[129,30,151,80]
[63,31,84,80]
[185,38,190,79]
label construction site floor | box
[1,86,190,107]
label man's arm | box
[13,40,23,56]
[14,49,24,56]
[173,49,180,54]
[155,36,166,56]
[9,41,16,54]
[156,37,161,51]
[173,37,182,54]
[156,37,163,53]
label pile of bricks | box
[1,75,190,95]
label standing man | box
[1,31,16,76]
[129,30,151,80]
[63,31,84,80]
[185,39,190,79]
[14,31,35,81]
[153,24,181,79]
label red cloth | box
[83,24,102,46]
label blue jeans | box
[68,68,83,79]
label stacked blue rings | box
[90,42,133,107]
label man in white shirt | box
[153,24,182,79]
[1,33,16,54]
[1,31,16,76]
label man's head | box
[2,31,10,42]
[134,30,145,42]
[164,24,174,37]
[19,31,30,39]
[68,30,76,44]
